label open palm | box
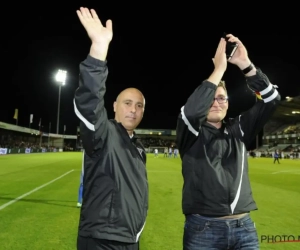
[76,7,113,45]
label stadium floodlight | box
[55,69,67,134]
[56,69,67,85]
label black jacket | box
[74,55,148,243]
[176,68,280,216]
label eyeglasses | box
[213,96,228,104]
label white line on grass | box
[0,169,74,211]
[272,170,300,174]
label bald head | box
[116,88,145,105]
[113,88,145,135]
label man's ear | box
[113,101,117,112]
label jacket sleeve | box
[176,81,217,156]
[235,68,281,148]
[73,55,109,156]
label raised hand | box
[76,7,113,61]
[208,38,227,85]
[212,38,227,73]
[225,34,251,69]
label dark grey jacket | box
[176,68,280,216]
[74,55,148,243]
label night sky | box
[1,3,299,136]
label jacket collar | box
[110,119,146,164]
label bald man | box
[74,8,147,250]
[113,88,145,136]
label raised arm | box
[73,7,113,155]
[225,34,281,147]
[235,68,280,148]
[176,38,227,155]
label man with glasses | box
[176,34,280,249]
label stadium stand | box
[257,95,300,159]
[1,96,299,157]
[0,123,177,155]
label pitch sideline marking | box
[0,169,74,211]
[271,170,300,174]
